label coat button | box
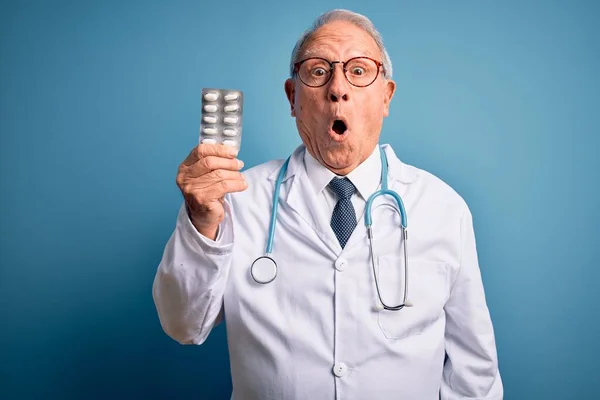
[332,362,348,377]
[334,258,347,271]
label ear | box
[382,79,396,117]
[284,78,296,117]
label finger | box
[179,170,245,197]
[182,145,201,166]
[194,169,245,189]
[182,144,238,167]
[199,143,239,160]
[199,179,249,201]
[188,156,244,178]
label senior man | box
[153,9,503,400]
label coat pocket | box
[376,257,449,340]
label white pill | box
[203,115,218,124]
[201,138,217,144]
[223,139,237,146]
[203,126,218,135]
[204,104,218,113]
[224,92,239,101]
[204,92,219,101]
[224,104,239,113]
[223,128,237,137]
[223,116,238,124]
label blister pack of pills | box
[199,88,243,150]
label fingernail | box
[237,159,244,168]
[228,148,238,157]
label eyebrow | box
[300,47,327,59]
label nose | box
[327,63,349,102]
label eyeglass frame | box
[292,56,384,88]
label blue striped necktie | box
[328,177,357,248]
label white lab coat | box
[153,144,503,400]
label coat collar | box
[266,143,419,255]
[267,143,419,185]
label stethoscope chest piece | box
[251,256,277,284]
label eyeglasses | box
[293,56,384,88]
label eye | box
[311,67,328,77]
[350,67,365,76]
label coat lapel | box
[268,145,340,256]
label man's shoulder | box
[417,166,467,208]
[385,145,469,212]
[240,144,305,185]
[242,158,286,185]
[226,158,283,213]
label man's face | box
[285,20,396,175]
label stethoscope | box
[250,145,413,311]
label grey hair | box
[289,9,393,79]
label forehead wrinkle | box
[300,43,378,62]
[299,27,380,62]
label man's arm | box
[441,205,503,399]
[152,202,234,345]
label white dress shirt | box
[153,143,503,400]
[303,144,382,226]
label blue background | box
[1,0,598,399]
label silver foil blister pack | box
[199,88,243,149]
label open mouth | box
[332,119,347,135]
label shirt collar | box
[303,145,382,200]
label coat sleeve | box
[440,204,504,399]
[152,199,234,345]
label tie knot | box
[328,177,356,200]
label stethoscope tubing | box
[252,146,411,310]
